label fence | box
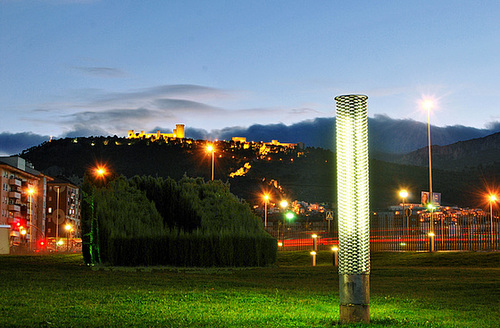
[265,212,499,252]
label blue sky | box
[1,0,500,141]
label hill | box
[386,132,500,171]
[20,136,497,209]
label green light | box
[285,212,294,220]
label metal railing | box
[266,213,499,252]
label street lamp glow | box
[206,144,215,180]
[399,190,408,199]
[94,166,108,179]
[263,194,269,227]
[65,223,72,231]
[490,195,497,202]
[280,200,288,209]
[285,212,294,220]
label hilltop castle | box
[127,124,185,140]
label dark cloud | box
[61,124,111,138]
[64,108,158,123]
[203,116,500,154]
[92,84,231,106]
[154,99,223,114]
[0,132,50,156]
[72,66,127,78]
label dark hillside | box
[21,136,496,209]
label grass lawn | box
[0,251,499,327]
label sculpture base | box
[339,304,370,324]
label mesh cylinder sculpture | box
[335,94,370,324]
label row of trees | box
[82,175,277,267]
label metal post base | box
[340,304,370,324]
[339,274,370,324]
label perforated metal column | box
[335,94,370,324]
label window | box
[48,207,52,214]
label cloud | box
[72,66,127,78]
[0,132,50,156]
[91,84,233,106]
[61,124,111,138]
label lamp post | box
[280,200,288,247]
[263,194,269,228]
[336,95,370,323]
[207,145,215,181]
[54,186,60,252]
[65,223,72,252]
[490,195,497,245]
[27,187,35,251]
[399,190,408,238]
[312,234,318,251]
[423,99,435,249]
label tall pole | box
[264,196,268,228]
[211,150,214,181]
[425,101,435,250]
[29,192,33,251]
[56,186,60,252]
[490,195,496,245]
[336,95,370,324]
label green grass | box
[0,252,499,327]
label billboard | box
[421,191,441,206]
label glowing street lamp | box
[336,94,370,323]
[399,189,408,237]
[489,194,497,245]
[207,145,215,181]
[27,187,35,251]
[312,234,318,251]
[263,194,269,227]
[421,98,435,245]
[65,223,72,252]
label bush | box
[81,175,277,267]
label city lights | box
[335,94,370,323]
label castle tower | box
[175,124,185,138]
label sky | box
[1,1,500,149]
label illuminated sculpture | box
[335,94,370,323]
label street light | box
[422,98,435,249]
[263,194,269,228]
[489,194,497,245]
[65,223,72,252]
[399,189,408,237]
[279,200,289,248]
[207,145,215,181]
[27,187,35,251]
[312,234,318,251]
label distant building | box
[46,178,81,240]
[0,156,52,246]
[128,124,185,140]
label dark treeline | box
[81,175,276,266]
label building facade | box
[46,178,81,241]
[0,156,52,247]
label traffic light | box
[38,239,47,249]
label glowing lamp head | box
[310,251,317,256]
[280,200,288,209]
[428,232,435,237]
[206,145,214,152]
[20,229,27,235]
[263,194,269,201]
[94,166,108,178]
[285,212,294,220]
[312,234,318,239]
[65,224,72,231]
[399,190,408,199]
[422,99,434,111]
[332,246,339,252]
[490,195,497,202]
[27,188,35,195]
[57,240,64,246]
